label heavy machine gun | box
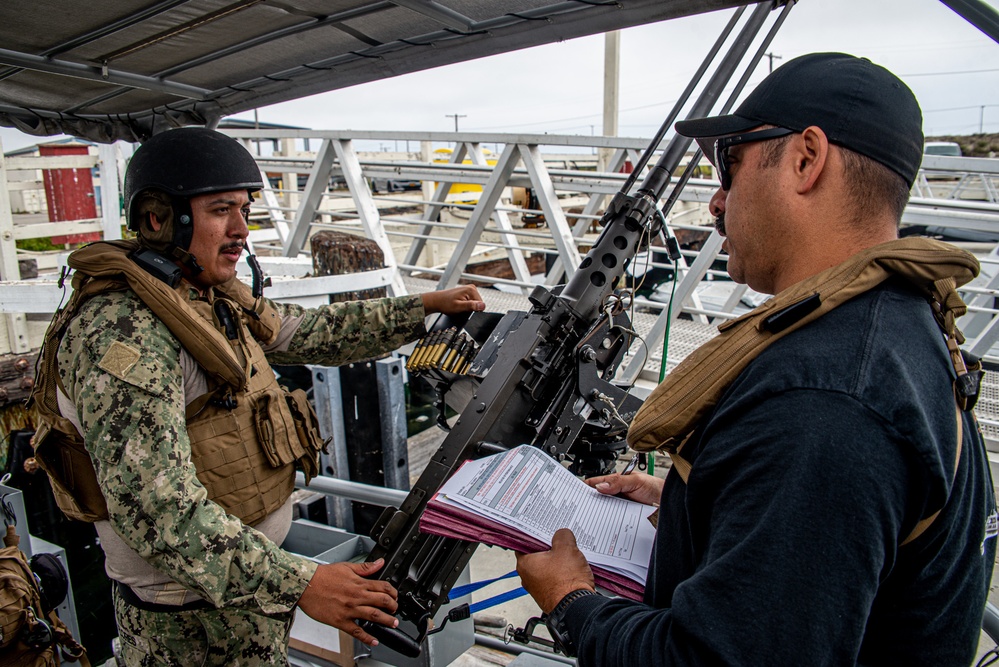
[360,1,794,656]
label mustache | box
[714,214,726,236]
[221,242,245,252]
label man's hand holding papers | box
[418,445,656,601]
[516,529,595,613]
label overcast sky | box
[1,0,997,152]
[230,0,999,139]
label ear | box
[147,211,163,232]
[791,126,829,195]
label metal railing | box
[3,128,999,370]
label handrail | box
[3,128,999,367]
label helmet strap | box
[170,196,195,252]
[165,196,204,276]
[170,245,205,276]
[133,191,204,277]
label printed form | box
[436,445,656,583]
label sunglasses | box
[714,127,795,190]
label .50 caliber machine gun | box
[360,2,793,656]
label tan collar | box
[628,237,979,456]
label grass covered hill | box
[926,133,999,158]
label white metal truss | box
[284,138,338,258]
[254,168,291,247]
[0,140,28,353]
[284,138,407,296]
[439,142,522,289]
[913,155,999,203]
[401,143,467,269]
[468,142,532,290]
[330,139,407,296]
[519,143,581,279]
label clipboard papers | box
[419,445,655,600]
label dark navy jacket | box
[564,280,996,666]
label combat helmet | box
[124,127,263,263]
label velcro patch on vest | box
[98,340,141,381]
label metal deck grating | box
[623,316,721,379]
[975,380,999,450]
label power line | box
[925,104,999,114]
[923,104,999,132]
[901,67,999,77]
[472,66,999,134]
[471,112,600,132]
[470,96,685,132]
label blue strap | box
[450,570,519,599]
[469,586,528,614]
[448,570,528,614]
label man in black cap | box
[517,53,996,665]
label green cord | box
[648,260,679,478]
[659,262,678,384]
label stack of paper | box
[419,445,655,601]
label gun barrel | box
[559,1,779,321]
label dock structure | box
[2,128,999,666]
[3,128,999,453]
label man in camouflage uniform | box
[38,128,484,665]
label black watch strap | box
[545,589,599,657]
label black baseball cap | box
[675,53,923,186]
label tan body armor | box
[627,238,980,540]
[30,241,325,526]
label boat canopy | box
[0,0,752,143]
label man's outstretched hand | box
[298,559,399,647]
[422,285,486,315]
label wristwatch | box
[544,589,599,657]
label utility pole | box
[978,105,998,134]
[253,108,261,155]
[600,30,620,173]
[445,113,466,132]
[764,51,782,73]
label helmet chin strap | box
[169,245,205,276]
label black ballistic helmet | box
[29,552,68,614]
[124,127,263,232]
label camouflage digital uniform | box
[57,282,426,666]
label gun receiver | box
[360,2,792,654]
[364,280,643,656]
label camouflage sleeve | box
[263,294,427,365]
[58,291,317,614]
